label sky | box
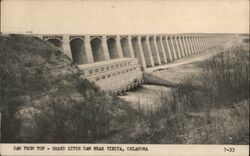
[1,0,249,34]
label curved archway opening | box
[47,39,63,51]
[149,37,160,65]
[107,38,118,59]
[141,37,153,67]
[70,38,86,64]
[91,38,105,62]
[120,38,130,57]
[132,38,142,65]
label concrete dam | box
[29,34,232,94]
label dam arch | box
[69,38,86,64]
[90,38,105,62]
[120,38,131,57]
[47,38,63,51]
[107,37,119,59]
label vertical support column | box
[153,36,162,65]
[201,36,206,51]
[138,36,147,69]
[181,36,188,57]
[185,36,192,56]
[62,34,72,59]
[146,36,155,67]
[203,36,206,51]
[190,36,196,54]
[188,36,194,55]
[195,36,200,53]
[197,36,202,52]
[205,36,208,50]
[84,35,94,63]
[165,36,173,61]
[192,36,198,53]
[200,36,204,51]
[198,36,203,52]
[170,36,177,60]
[178,36,185,58]
[128,36,135,58]
[195,36,201,53]
[176,37,182,58]
[159,36,168,63]
[102,35,110,61]
[190,36,196,53]
[193,36,197,53]
[116,35,124,58]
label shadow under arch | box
[90,38,105,62]
[47,38,63,51]
[120,38,131,57]
[70,38,87,64]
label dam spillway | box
[27,33,233,94]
